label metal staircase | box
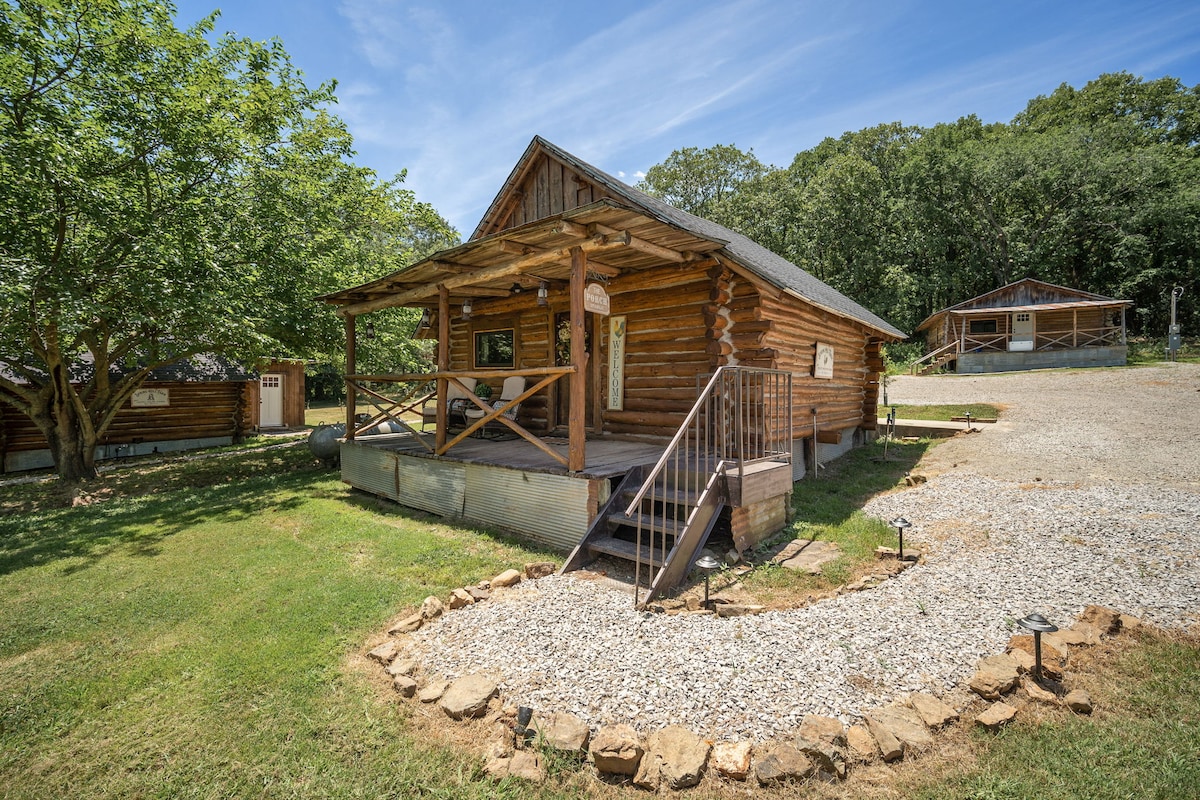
[562,366,791,606]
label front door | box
[260,373,284,427]
[554,311,595,431]
[1010,311,1034,350]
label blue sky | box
[173,0,1200,236]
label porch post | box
[436,284,450,451]
[1073,309,1077,347]
[344,314,356,441]
[569,246,587,472]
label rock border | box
[367,571,1136,789]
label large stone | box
[754,742,815,786]
[524,561,557,579]
[635,725,710,790]
[713,603,766,617]
[1006,636,1065,680]
[846,724,879,761]
[1065,689,1094,714]
[440,675,497,719]
[867,706,934,752]
[777,539,843,574]
[1007,647,1036,674]
[909,693,958,728]
[392,675,417,698]
[386,659,418,678]
[447,588,475,610]
[1062,621,1103,646]
[484,750,545,782]
[794,737,846,779]
[535,711,590,752]
[417,679,449,703]
[864,715,904,762]
[975,701,1017,731]
[367,639,402,664]
[590,724,643,776]
[388,614,423,635]
[970,653,1022,699]
[491,569,522,588]
[711,741,752,780]
[420,595,445,620]
[1020,675,1060,705]
[1119,613,1143,632]
[798,714,847,747]
[1079,604,1122,635]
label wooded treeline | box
[639,73,1200,340]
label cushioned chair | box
[464,376,526,438]
[420,377,477,430]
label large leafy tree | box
[0,0,454,485]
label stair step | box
[622,485,704,507]
[586,536,665,567]
[608,511,687,537]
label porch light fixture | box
[695,554,721,609]
[417,308,431,328]
[363,320,376,339]
[1016,612,1058,683]
[537,280,548,306]
[890,516,912,560]
[461,298,472,320]
[510,282,523,294]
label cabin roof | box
[323,136,905,340]
[915,278,1131,332]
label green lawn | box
[0,446,572,799]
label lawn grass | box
[880,403,1001,422]
[0,445,577,799]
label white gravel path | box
[405,363,1200,741]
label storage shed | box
[321,136,904,601]
[911,278,1132,374]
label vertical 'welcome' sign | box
[607,315,626,411]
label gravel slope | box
[405,363,1200,740]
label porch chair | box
[420,377,477,431]
[463,376,526,438]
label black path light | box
[514,706,534,747]
[890,516,912,560]
[1016,612,1059,683]
[695,554,721,609]
[964,410,973,431]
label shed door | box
[260,374,284,427]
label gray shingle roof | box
[526,137,906,339]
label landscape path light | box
[694,554,721,609]
[1016,612,1059,683]
[890,516,912,560]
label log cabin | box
[911,278,1132,374]
[320,136,905,602]
[0,355,305,472]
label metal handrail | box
[625,366,792,604]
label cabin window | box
[968,319,998,335]
[1014,312,1031,323]
[474,328,516,369]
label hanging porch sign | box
[584,282,610,315]
[607,315,627,411]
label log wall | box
[0,381,252,464]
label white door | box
[260,374,284,427]
[1009,312,1034,351]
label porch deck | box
[346,431,665,479]
[339,432,665,552]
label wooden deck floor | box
[347,431,665,479]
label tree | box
[0,0,454,485]
[637,143,768,222]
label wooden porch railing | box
[345,366,575,466]
[1035,325,1125,350]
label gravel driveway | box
[404,364,1200,741]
